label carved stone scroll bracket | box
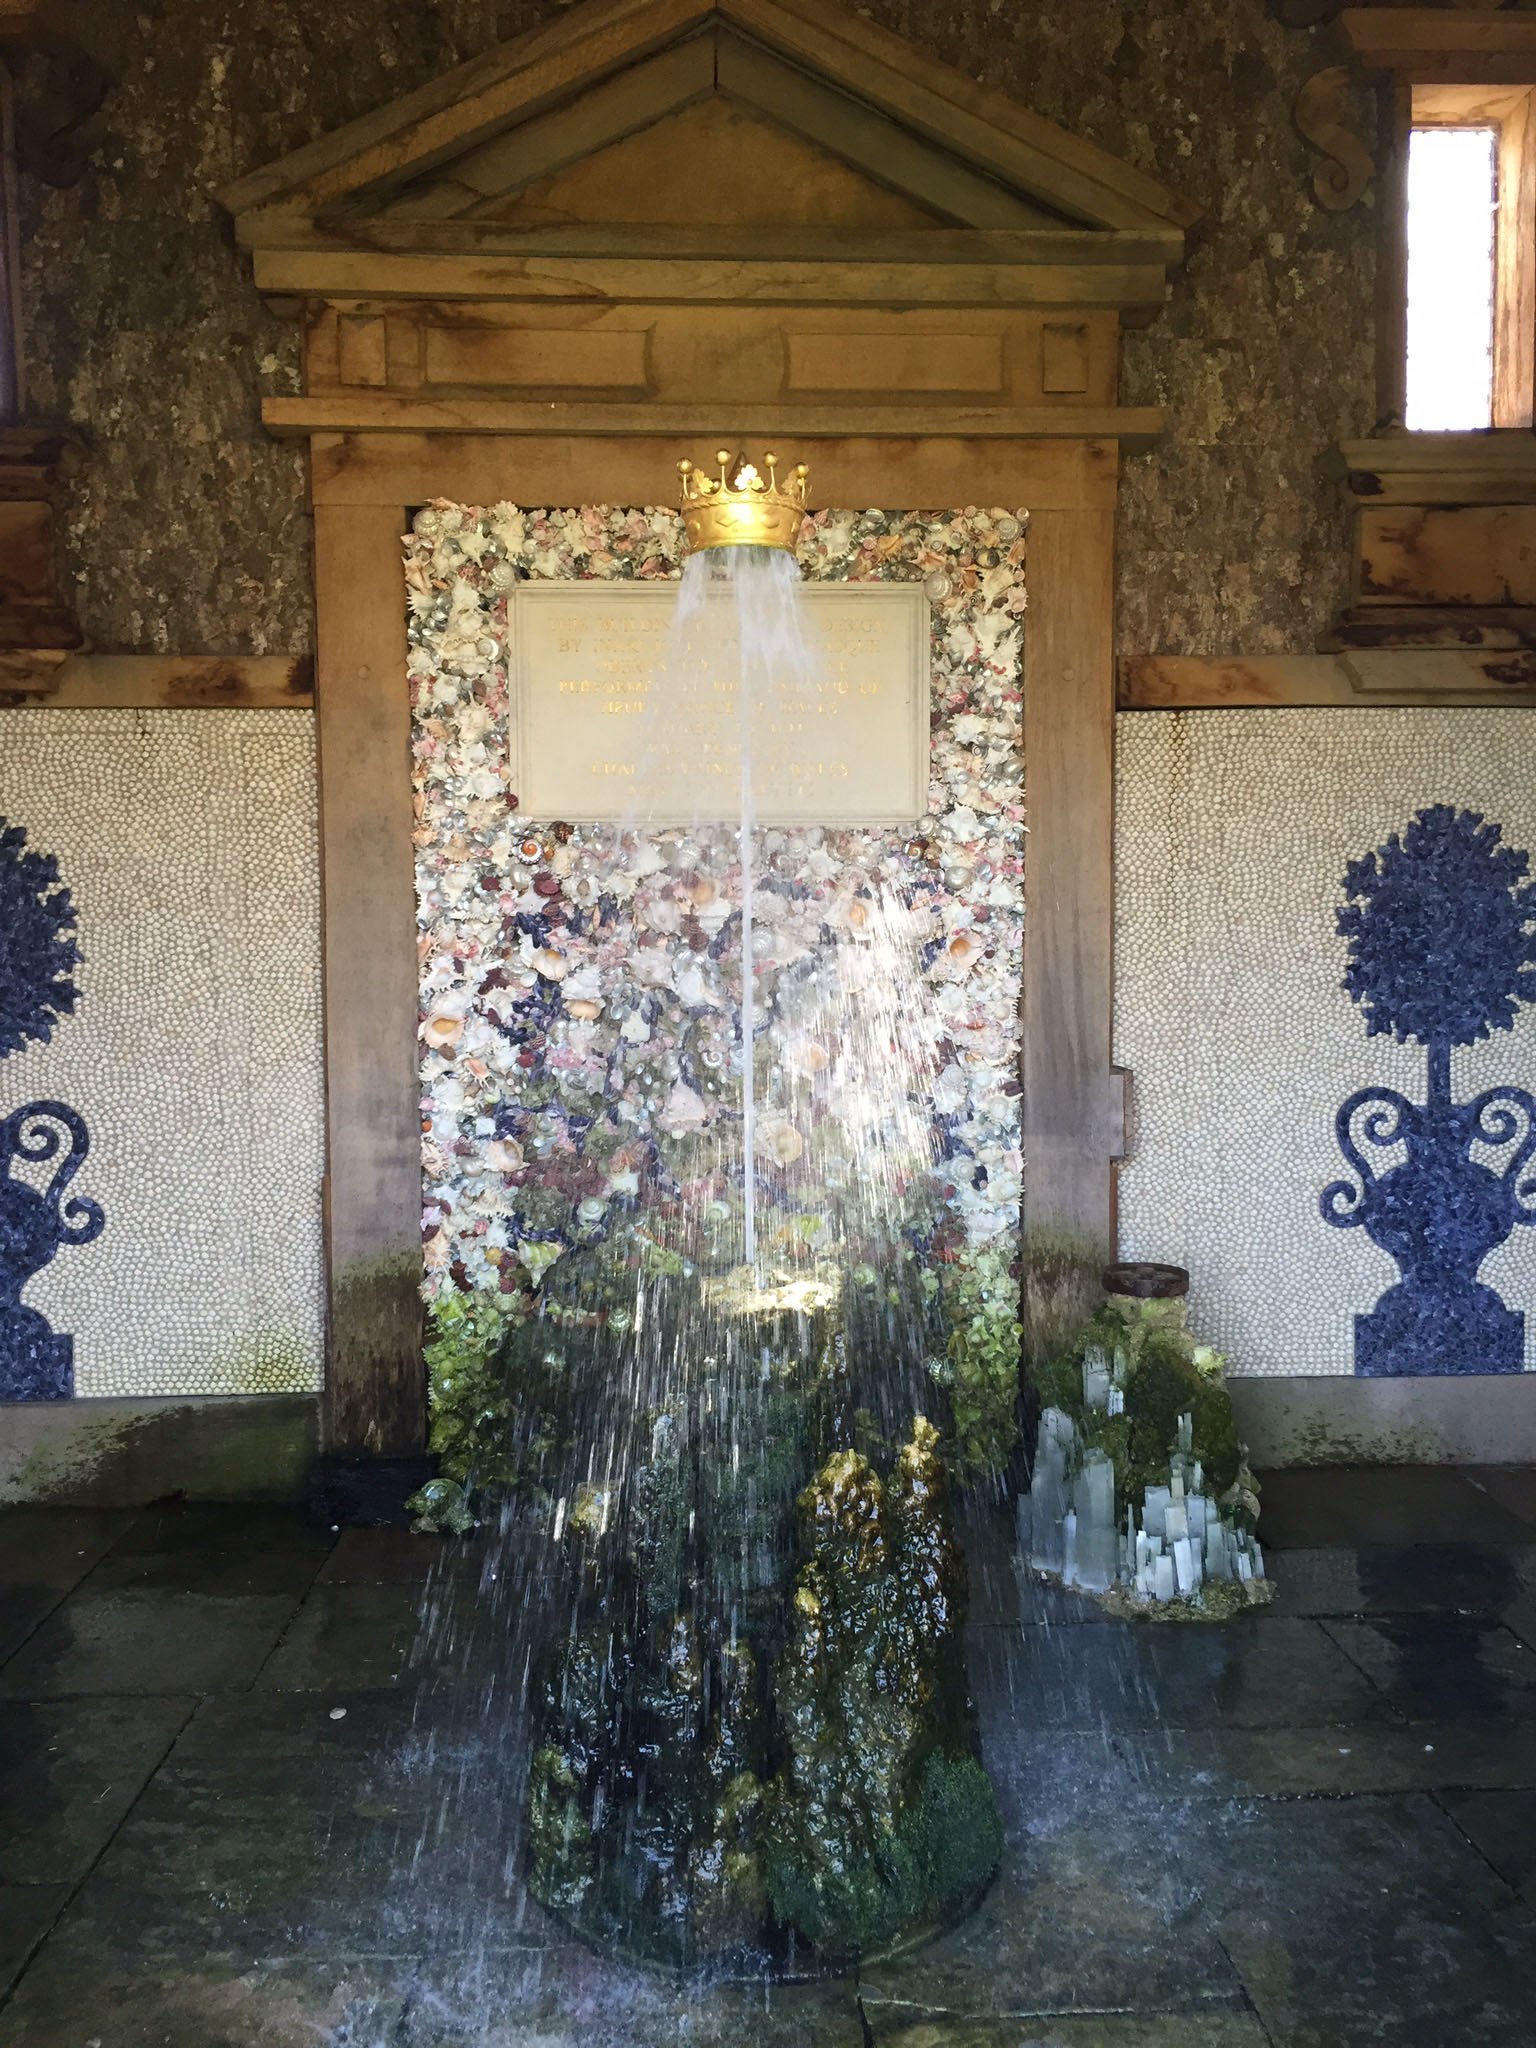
[1295,64,1376,211]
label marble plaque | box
[511,582,929,824]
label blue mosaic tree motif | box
[0,818,103,1400]
[1321,805,1536,1375]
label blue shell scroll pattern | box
[0,1106,104,1399]
[0,815,103,1402]
[1321,805,1536,1376]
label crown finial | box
[676,448,810,555]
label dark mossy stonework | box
[452,1246,1000,1971]
[24,0,1371,664]
[4,1470,1536,2042]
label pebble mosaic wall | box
[408,504,1025,1304]
[0,710,325,1397]
[1114,709,1536,1376]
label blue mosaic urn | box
[0,1105,104,1398]
[0,817,103,1400]
[1322,806,1536,1376]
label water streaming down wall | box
[378,502,1025,2012]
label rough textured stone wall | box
[22,0,1374,659]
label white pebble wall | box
[1114,708,1536,1377]
[0,709,325,1397]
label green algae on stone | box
[933,1244,1023,1487]
[761,1419,1001,1961]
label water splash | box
[342,519,1007,2034]
[651,546,820,1268]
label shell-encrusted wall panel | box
[1115,708,1536,1377]
[408,505,1025,1302]
[0,709,324,1396]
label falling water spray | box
[673,451,812,1270]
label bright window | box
[1405,125,1497,430]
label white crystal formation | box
[1021,1406,1265,1608]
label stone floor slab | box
[253,1582,421,1692]
[1262,2010,1536,2046]
[389,1955,867,2048]
[0,1590,298,1697]
[1255,1466,1536,1549]
[0,1952,408,2048]
[1465,1467,1536,1533]
[1437,1786,1536,1906]
[0,1586,61,1667]
[1197,1793,1536,2039]
[860,1781,1249,2026]
[868,2020,1273,2048]
[314,1526,486,1586]
[0,1509,135,1589]
[1274,1543,1536,1617]
[51,1752,432,1964]
[0,1885,68,1996]
[80,1542,327,1599]
[110,1503,334,1561]
[253,1581,482,1692]
[987,1720,1536,1812]
[1323,1613,1536,1720]
[0,1696,195,1884]
[859,1867,1248,2027]
[170,1687,423,1762]
[968,1614,1387,1730]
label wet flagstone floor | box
[3,1467,1536,2045]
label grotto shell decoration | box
[408,501,1025,1305]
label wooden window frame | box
[1343,10,1536,431]
[1408,83,1536,430]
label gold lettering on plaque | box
[513,584,929,824]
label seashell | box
[533,873,561,898]
[924,570,952,601]
[565,997,602,1020]
[786,1038,831,1075]
[532,948,567,980]
[756,1117,805,1167]
[422,1011,464,1051]
[519,836,545,862]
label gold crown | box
[677,449,809,554]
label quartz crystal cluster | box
[1019,1280,1270,1618]
[1022,1395,1265,1607]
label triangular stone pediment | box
[222,0,1193,248]
[224,0,1190,447]
[455,96,950,233]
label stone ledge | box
[0,1394,319,1507]
[1232,1373,1536,1468]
